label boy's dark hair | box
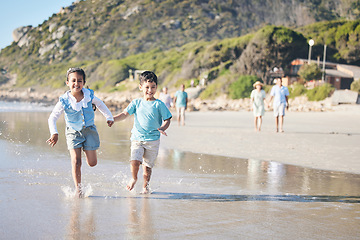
[139,71,157,85]
[66,67,86,82]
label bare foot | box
[140,185,150,194]
[76,187,84,198]
[126,179,137,191]
[279,129,284,133]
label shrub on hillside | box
[289,82,307,98]
[298,63,322,81]
[228,75,260,99]
[350,80,360,93]
[306,83,334,101]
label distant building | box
[287,58,360,90]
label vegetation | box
[350,80,360,93]
[228,75,260,99]
[297,63,322,81]
[289,83,307,99]
[0,0,359,100]
[306,83,335,101]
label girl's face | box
[256,85,262,90]
[66,72,85,94]
[139,81,157,101]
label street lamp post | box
[322,44,327,82]
[308,39,314,64]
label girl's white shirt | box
[48,88,114,135]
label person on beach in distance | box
[46,67,114,197]
[268,78,289,133]
[250,81,266,132]
[113,71,172,194]
[159,86,172,109]
[173,84,188,126]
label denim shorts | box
[130,139,160,168]
[65,125,100,150]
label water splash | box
[61,184,93,198]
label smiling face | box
[140,80,157,101]
[66,72,85,95]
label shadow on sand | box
[90,192,360,203]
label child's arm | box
[113,111,130,122]
[93,96,114,127]
[158,118,171,136]
[46,102,63,147]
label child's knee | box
[88,161,97,167]
[130,160,141,167]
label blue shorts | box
[65,125,100,150]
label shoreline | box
[0,87,352,112]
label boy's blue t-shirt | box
[175,90,188,107]
[125,98,172,141]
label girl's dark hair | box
[139,71,157,85]
[66,67,86,82]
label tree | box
[298,63,322,81]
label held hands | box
[46,134,58,147]
[107,120,114,127]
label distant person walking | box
[173,84,188,126]
[159,87,172,109]
[268,78,289,132]
[250,81,266,132]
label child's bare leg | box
[69,148,82,196]
[84,150,97,167]
[275,116,279,132]
[142,165,152,194]
[127,160,141,191]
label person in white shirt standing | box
[46,67,114,197]
[159,86,172,109]
[268,78,289,133]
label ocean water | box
[0,101,360,239]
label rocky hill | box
[0,0,360,96]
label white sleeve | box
[48,101,64,135]
[92,96,114,121]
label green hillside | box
[0,0,360,98]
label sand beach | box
[0,100,360,239]
[163,104,360,174]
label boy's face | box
[139,80,157,101]
[66,72,84,94]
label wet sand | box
[163,105,360,174]
[1,105,360,239]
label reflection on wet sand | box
[67,199,96,240]
[1,110,360,239]
[127,197,155,239]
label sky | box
[0,0,75,50]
